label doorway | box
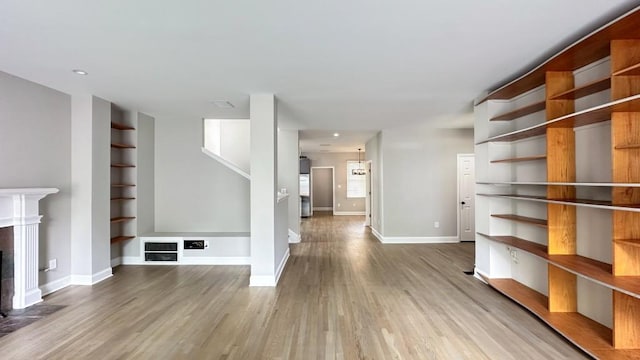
[310,166,335,216]
[457,154,475,241]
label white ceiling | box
[1,1,639,152]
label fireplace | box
[0,227,14,315]
[0,188,58,310]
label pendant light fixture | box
[352,148,366,176]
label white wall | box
[0,71,72,287]
[154,116,250,232]
[381,125,474,238]
[277,129,300,239]
[300,152,366,214]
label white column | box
[0,188,58,309]
[249,94,278,286]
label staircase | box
[202,119,250,179]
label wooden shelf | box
[477,94,640,144]
[111,163,135,168]
[491,214,548,228]
[111,184,136,188]
[110,216,135,224]
[615,239,640,248]
[613,62,640,77]
[478,233,547,256]
[482,277,633,360]
[479,8,640,102]
[549,77,611,100]
[111,197,136,201]
[477,181,640,187]
[111,143,136,149]
[615,143,640,150]
[478,193,640,213]
[111,122,135,131]
[479,233,640,299]
[490,101,545,121]
[110,236,135,244]
[490,155,546,163]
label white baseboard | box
[180,257,250,265]
[70,268,113,285]
[380,236,459,244]
[121,256,144,265]
[120,256,250,265]
[474,268,489,283]
[40,276,71,296]
[249,275,276,287]
[24,288,44,308]
[334,211,365,216]
[371,227,383,242]
[313,207,333,211]
[250,249,290,287]
[288,229,300,243]
[275,248,290,285]
[371,228,459,244]
[111,257,122,267]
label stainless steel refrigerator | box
[300,174,310,217]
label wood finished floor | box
[0,212,588,359]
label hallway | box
[0,213,586,359]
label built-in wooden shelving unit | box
[475,8,640,357]
[477,95,640,144]
[110,235,135,244]
[491,214,548,228]
[111,142,136,149]
[110,117,136,247]
[490,155,546,163]
[549,77,611,100]
[110,216,135,224]
[490,101,545,121]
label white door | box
[458,154,475,241]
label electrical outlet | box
[510,249,518,263]
[49,258,57,270]
[337,203,341,207]
[353,203,356,207]
[434,221,440,228]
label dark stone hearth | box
[0,304,66,337]
[0,226,14,313]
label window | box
[347,161,366,198]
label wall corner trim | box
[288,229,300,243]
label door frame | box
[309,166,335,216]
[457,153,475,241]
[365,160,372,226]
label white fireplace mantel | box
[0,188,58,309]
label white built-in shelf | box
[477,193,640,212]
[490,155,546,163]
[477,181,640,187]
[476,94,640,144]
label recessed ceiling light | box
[333,133,340,137]
[72,69,88,75]
[212,100,235,109]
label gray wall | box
[0,71,72,286]
[365,132,382,232]
[301,152,365,213]
[154,116,250,232]
[312,168,333,208]
[381,125,474,237]
[276,129,300,237]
